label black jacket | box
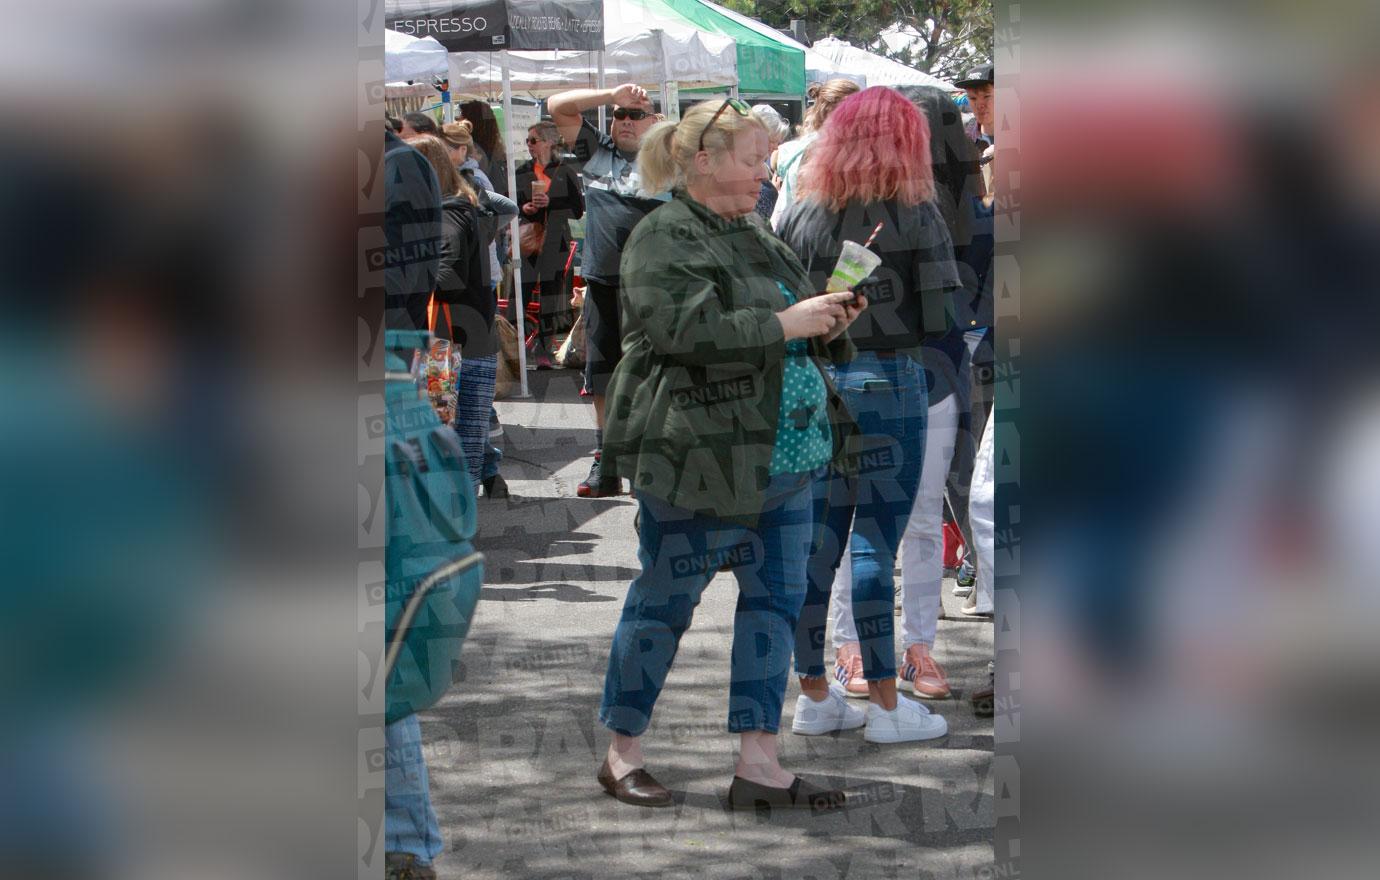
[514,157,584,281]
[894,84,993,331]
[436,195,496,358]
[777,197,963,353]
[384,130,443,331]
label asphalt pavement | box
[421,369,995,880]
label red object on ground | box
[942,520,966,570]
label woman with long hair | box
[769,78,860,228]
[514,120,584,368]
[596,98,866,812]
[438,120,519,312]
[777,87,963,743]
[438,119,518,499]
[405,135,499,492]
[459,100,507,196]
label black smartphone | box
[851,277,880,306]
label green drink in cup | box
[826,222,885,293]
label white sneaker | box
[791,682,867,735]
[959,591,994,616]
[864,694,948,743]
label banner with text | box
[386,0,603,53]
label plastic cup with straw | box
[826,221,885,293]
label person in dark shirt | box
[383,129,442,332]
[956,63,995,150]
[514,120,585,368]
[405,135,495,496]
[380,127,446,879]
[777,86,962,743]
[549,83,670,497]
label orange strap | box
[427,294,453,336]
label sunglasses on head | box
[698,98,752,153]
[612,108,650,121]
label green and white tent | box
[649,0,805,98]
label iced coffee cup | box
[531,180,549,197]
[826,239,883,292]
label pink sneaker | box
[900,643,952,700]
[833,642,871,699]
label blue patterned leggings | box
[453,353,498,490]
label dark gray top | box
[776,197,962,353]
[569,119,670,285]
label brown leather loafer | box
[597,759,674,807]
[727,775,846,813]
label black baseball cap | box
[955,63,993,89]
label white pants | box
[830,394,962,651]
[968,410,996,612]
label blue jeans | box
[600,470,817,737]
[452,353,497,490]
[797,351,927,681]
[384,714,442,865]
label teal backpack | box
[384,330,484,724]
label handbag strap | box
[426,294,453,335]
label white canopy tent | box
[387,0,740,103]
[445,0,739,106]
[807,37,954,91]
[445,28,737,99]
[385,28,449,84]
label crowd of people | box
[382,62,997,877]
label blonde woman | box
[596,98,867,812]
[404,136,497,493]
[769,78,861,229]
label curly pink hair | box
[798,86,935,211]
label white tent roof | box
[380,0,738,99]
[694,0,862,89]
[808,37,953,91]
[385,29,448,83]
[446,28,737,99]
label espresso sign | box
[386,0,603,53]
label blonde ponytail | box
[803,78,861,133]
[636,120,682,195]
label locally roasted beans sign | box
[386,0,604,53]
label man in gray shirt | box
[549,83,671,497]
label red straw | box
[863,220,884,249]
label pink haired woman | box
[777,87,963,744]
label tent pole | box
[652,29,669,118]
[597,51,606,131]
[502,50,530,398]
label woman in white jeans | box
[827,333,971,700]
[966,399,996,615]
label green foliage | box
[722,0,992,81]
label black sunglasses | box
[697,98,752,153]
[612,108,650,121]
[526,137,542,144]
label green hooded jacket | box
[602,191,858,526]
